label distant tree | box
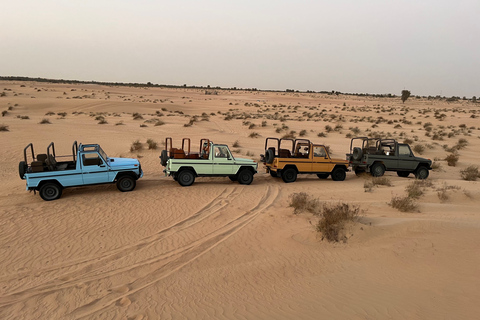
[401,90,411,103]
[472,96,477,103]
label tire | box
[265,149,275,164]
[414,167,429,180]
[229,175,238,182]
[354,167,365,176]
[269,170,278,178]
[160,150,169,166]
[116,175,136,192]
[397,171,410,178]
[281,168,297,183]
[317,173,329,179]
[370,163,385,177]
[39,183,63,201]
[19,161,27,179]
[331,167,346,181]
[177,170,195,186]
[353,147,363,161]
[238,169,254,185]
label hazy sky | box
[1,0,479,97]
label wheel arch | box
[115,171,138,181]
[236,165,256,175]
[177,166,198,176]
[37,179,63,189]
[282,164,298,172]
[333,164,348,172]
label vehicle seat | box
[30,161,44,172]
[170,148,186,159]
[279,149,291,158]
[46,154,57,171]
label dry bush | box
[140,124,147,127]
[317,132,327,138]
[389,195,419,212]
[364,177,392,192]
[405,180,432,199]
[436,183,460,202]
[460,165,479,181]
[146,138,158,150]
[232,140,240,148]
[115,121,124,126]
[154,120,165,126]
[1,110,7,117]
[456,138,468,150]
[316,202,360,242]
[130,140,143,152]
[39,118,51,124]
[299,129,307,137]
[248,123,256,129]
[445,153,459,166]
[289,192,319,215]
[0,124,9,132]
[431,162,442,171]
[249,132,260,138]
[133,112,143,120]
[98,119,108,124]
[413,144,425,154]
[282,131,296,139]
[45,111,55,116]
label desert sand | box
[1,80,479,319]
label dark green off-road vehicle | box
[346,137,432,179]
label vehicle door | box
[312,145,333,173]
[397,145,418,170]
[212,146,235,175]
[81,152,111,185]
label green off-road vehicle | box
[346,137,432,179]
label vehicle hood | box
[414,156,432,164]
[234,157,256,163]
[107,157,140,168]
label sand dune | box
[1,81,480,319]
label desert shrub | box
[403,138,414,144]
[316,202,360,242]
[39,118,51,124]
[146,138,158,150]
[19,115,30,119]
[456,138,468,150]
[140,124,147,127]
[289,192,319,215]
[133,112,143,120]
[261,121,267,127]
[364,177,392,192]
[299,129,307,137]
[275,127,282,133]
[115,121,124,126]
[413,144,425,154]
[154,120,165,126]
[1,110,7,116]
[57,112,67,117]
[249,132,259,138]
[282,131,296,139]
[130,140,143,152]
[45,111,55,116]
[0,124,9,131]
[325,125,333,133]
[460,165,479,181]
[248,123,256,129]
[431,162,442,171]
[232,140,240,148]
[317,132,327,138]
[389,195,419,212]
[404,180,432,199]
[98,119,108,124]
[95,115,105,121]
[445,153,459,166]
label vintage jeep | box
[260,137,349,183]
[160,137,258,186]
[19,141,143,201]
[346,137,432,179]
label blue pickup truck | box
[19,141,143,201]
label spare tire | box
[19,161,27,179]
[352,147,363,161]
[265,149,275,164]
[160,150,168,166]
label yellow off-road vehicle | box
[260,138,349,183]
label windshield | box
[98,146,108,160]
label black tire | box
[265,149,275,164]
[414,167,429,180]
[269,170,278,178]
[354,167,365,176]
[178,170,195,186]
[397,171,410,178]
[370,163,385,177]
[353,147,363,161]
[39,183,63,201]
[116,175,136,192]
[160,150,168,166]
[19,161,27,179]
[331,167,346,181]
[238,169,254,185]
[317,173,329,179]
[229,175,238,182]
[281,168,297,183]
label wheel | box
[177,170,195,186]
[160,150,168,166]
[281,168,297,183]
[237,170,253,185]
[269,170,278,178]
[370,163,385,177]
[229,175,238,182]
[414,167,429,180]
[39,183,63,201]
[397,171,410,178]
[19,161,27,179]
[265,149,275,164]
[116,175,136,192]
[331,167,346,181]
[317,173,329,179]
[352,147,363,161]
[354,167,365,176]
